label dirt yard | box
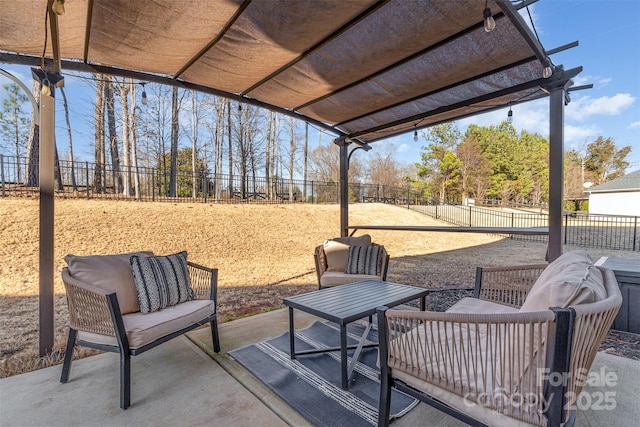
[1,198,638,377]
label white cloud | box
[566,93,635,120]
[573,75,612,88]
[564,124,601,146]
[629,121,640,129]
[396,143,410,153]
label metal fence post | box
[1,154,5,198]
[564,214,569,244]
[203,170,207,203]
[634,216,638,251]
[152,168,156,202]
[85,162,90,199]
[469,205,472,226]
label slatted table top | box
[284,280,429,325]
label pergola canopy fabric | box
[0,0,576,144]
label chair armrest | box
[187,261,218,307]
[61,268,117,337]
[314,245,327,287]
[474,263,547,308]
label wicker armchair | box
[378,254,622,427]
[60,253,220,409]
[314,234,389,289]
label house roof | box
[0,0,580,146]
[587,169,640,193]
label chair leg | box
[378,371,392,427]
[211,318,221,353]
[60,328,77,383]
[120,350,131,409]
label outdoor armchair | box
[314,234,389,289]
[60,251,220,409]
[377,251,622,427]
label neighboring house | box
[586,170,640,216]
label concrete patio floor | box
[1,308,638,426]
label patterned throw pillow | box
[130,251,194,314]
[345,245,382,276]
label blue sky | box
[1,0,639,173]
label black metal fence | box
[0,155,419,204]
[410,204,640,251]
[3,155,637,251]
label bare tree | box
[265,110,273,199]
[303,122,308,200]
[169,86,180,197]
[265,111,280,199]
[367,145,401,187]
[206,97,225,200]
[226,99,233,196]
[59,87,77,190]
[128,80,141,199]
[309,140,340,182]
[93,76,106,192]
[190,91,199,198]
[150,84,171,195]
[119,78,133,195]
[104,76,121,193]
[456,136,490,200]
[232,104,265,198]
[235,104,247,197]
[288,117,297,201]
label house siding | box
[589,191,640,216]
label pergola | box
[0,0,583,356]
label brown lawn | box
[1,198,637,377]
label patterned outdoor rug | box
[229,320,418,427]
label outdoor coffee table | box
[283,280,428,389]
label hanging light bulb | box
[141,83,148,105]
[483,2,496,32]
[413,128,418,142]
[52,0,65,16]
[543,63,553,79]
[41,79,51,97]
[506,106,513,124]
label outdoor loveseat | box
[314,234,389,289]
[60,251,220,409]
[377,250,622,427]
